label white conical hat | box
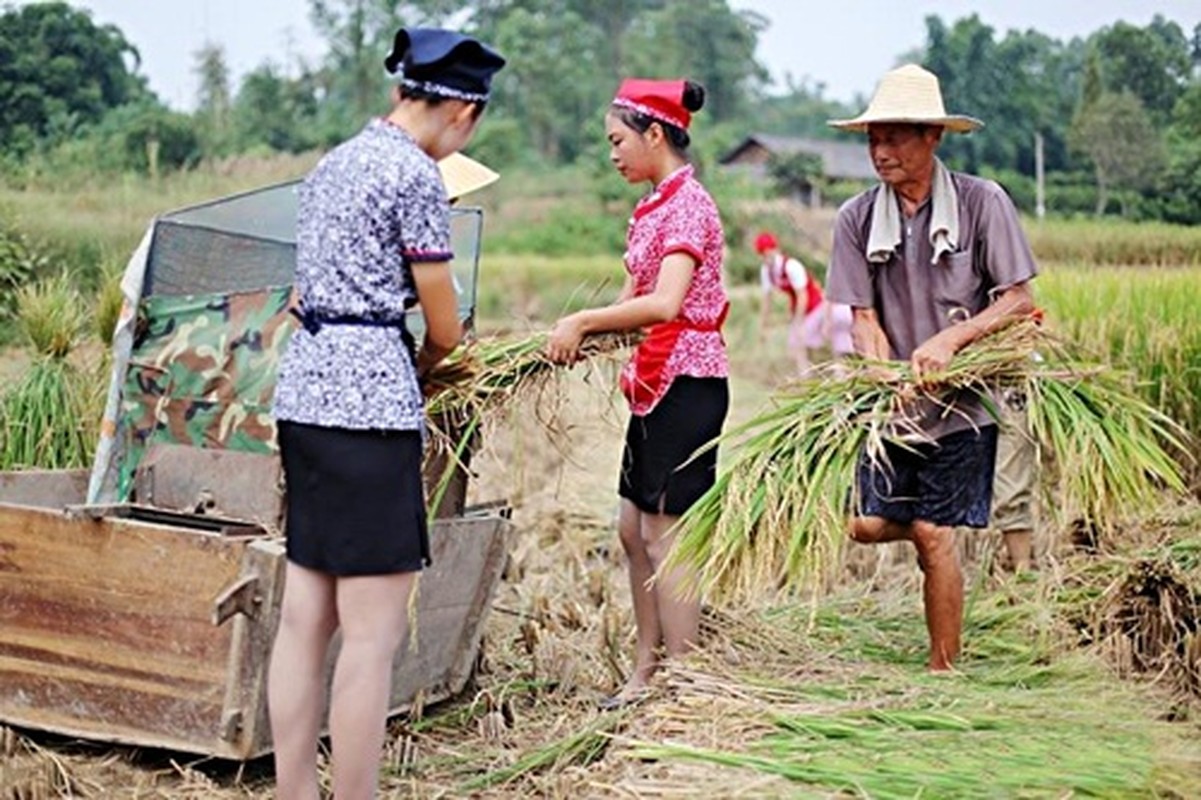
[437,152,499,200]
[828,64,983,134]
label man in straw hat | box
[825,64,1038,671]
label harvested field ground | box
[3,344,1200,798]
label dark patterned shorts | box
[855,425,999,528]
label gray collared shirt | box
[827,170,1038,439]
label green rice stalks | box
[424,330,635,424]
[634,700,1181,798]
[94,261,126,348]
[0,359,95,469]
[668,319,1192,601]
[458,710,628,792]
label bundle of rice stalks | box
[669,319,1192,601]
[94,259,126,348]
[424,330,636,424]
[421,331,635,514]
[1054,520,1201,700]
[0,275,97,469]
[12,272,86,360]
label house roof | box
[720,133,877,181]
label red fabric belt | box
[620,302,728,407]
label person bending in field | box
[825,64,1038,671]
[753,230,853,374]
[546,78,729,708]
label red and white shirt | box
[621,164,729,416]
[761,254,823,315]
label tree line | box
[2,1,1200,222]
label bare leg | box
[268,562,338,800]
[643,511,701,659]
[788,315,811,375]
[1001,529,1034,572]
[328,571,417,800]
[911,521,963,671]
[617,499,661,694]
[850,515,915,544]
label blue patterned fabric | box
[273,118,451,431]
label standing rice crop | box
[1039,265,1201,447]
[668,320,1191,601]
[0,274,96,469]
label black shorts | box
[855,425,999,528]
[278,421,429,576]
[619,376,729,516]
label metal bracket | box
[211,574,262,625]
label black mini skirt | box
[619,376,729,516]
[277,420,429,576]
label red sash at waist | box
[620,303,729,408]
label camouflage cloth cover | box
[115,287,294,500]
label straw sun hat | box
[828,64,983,133]
[437,152,499,200]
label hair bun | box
[682,81,706,113]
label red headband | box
[612,78,691,131]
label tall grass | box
[1038,265,1201,440]
[475,254,621,324]
[0,153,318,285]
[1026,218,1201,266]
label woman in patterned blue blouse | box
[268,28,504,800]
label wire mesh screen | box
[145,179,484,325]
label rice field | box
[1024,218,1201,267]
[3,170,1201,797]
[1038,264,1201,442]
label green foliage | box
[752,78,857,138]
[1092,16,1193,121]
[0,2,149,155]
[488,205,626,258]
[10,102,201,183]
[94,260,125,348]
[622,0,768,122]
[0,223,49,322]
[194,43,234,158]
[490,6,609,164]
[1071,91,1164,216]
[231,64,322,154]
[923,15,1085,175]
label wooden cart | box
[0,185,509,760]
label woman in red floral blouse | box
[547,78,729,709]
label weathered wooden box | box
[0,469,508,761]
[0,184,506,759]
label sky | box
[24,0,1201,111]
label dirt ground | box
[2,331,1197,798]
